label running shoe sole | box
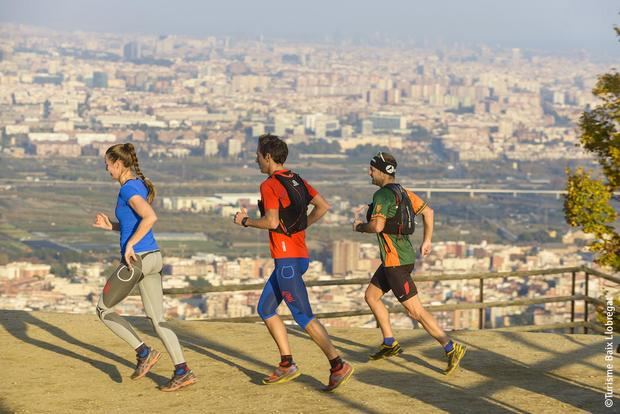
[262,368,301,385]
[369,345,403,360]
[131,349,161,380]
[159,372,198,392]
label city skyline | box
[0,1,618,56]
[0,15,616,333]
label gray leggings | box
[96,251,185,365]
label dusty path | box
[0,310,613,414]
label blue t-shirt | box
[115,179,159,255]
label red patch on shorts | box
[403,281,410,296]
[282,291,295,303]
[103,281,111,295]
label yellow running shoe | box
[369,341,403,360]
[445,342,467,375]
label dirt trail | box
[0,310,611,414]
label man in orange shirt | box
[233,134,353,392]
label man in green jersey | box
[353,152,466,375]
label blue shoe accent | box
[174,362,189,376]
[136,344,150,359]
[383,337,395,347]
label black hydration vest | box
[366,183,415,236]
[258,171,312,236]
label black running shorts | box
[370,263,418,302]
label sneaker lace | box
[135,355,146,367]
[166,373,180,387]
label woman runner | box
[92,143,197,391]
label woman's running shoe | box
[130,348,161,380]
[159,370,198,392]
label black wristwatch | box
[241,217,249,227]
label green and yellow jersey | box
[370,186,428,267]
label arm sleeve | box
[119,182,143,203]
[260,180,280,210]
[407,190,428,215]
[303,179,319,199]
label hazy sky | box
[0,0,618,54]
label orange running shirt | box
[259,170,318,259]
